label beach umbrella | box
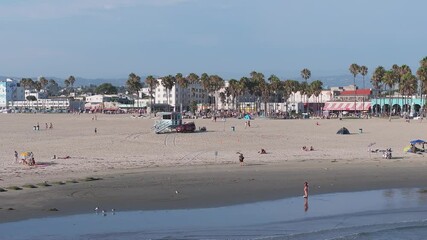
[403,145,412,153]
[409,139,426,145]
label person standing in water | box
[303,181,309,198]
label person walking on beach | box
[303,181,309,198]
[14,151,18,163]
[94,128,97,134]
[238,153,244,166]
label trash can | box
[359,128,363,133]
[231,126,235,131]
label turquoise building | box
[370,97,425,115]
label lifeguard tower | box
[153,112,182,134]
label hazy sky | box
[1,0,426,80]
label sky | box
[1,0,426,80]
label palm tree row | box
[138,70,324,115]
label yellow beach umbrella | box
[403,146,411,153]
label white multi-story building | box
[8,98,84,111]
[154,79,208,111]
[0,78,25,108]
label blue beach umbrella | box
[410,139,426,145]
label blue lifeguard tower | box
[153,112,182,134]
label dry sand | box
[1,113,427,222]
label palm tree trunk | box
[389,87,392,122]
[353,76,357,114]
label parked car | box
[176,122,196,133]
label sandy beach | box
[1,113,427,223]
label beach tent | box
[244,114,251,120]
[404,139,426,153]
[336,127,350,135]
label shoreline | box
[2,160,427,223]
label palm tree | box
[283,80,299,114]
[250,71,265,112]
[300,68,311,113]
[200,73,212,109]
[161,75,176,111]
[420,57,427,67]
[209,74,225,111]
[371,66,385,115]
[417,60,427,115]
[226,79,239,110]
[382,70,398,121]
[67,75,76,91]
[299,81,309,114]
[358,66,368,112]
[259,81,271,116]
[359,66,368,89]
[145,75,158,112]
[398,65,412,112]
[64,79,70,89]
[400,73,417,114]
[349,63,360,114]
[268,74,282,113]
[310,80,323,115]
[20,78,35,89]
[238,77,250,112]
[39,77,49,91]
[126,73,142,95]
[34,81,42,92]
[186,73,199,113]
[175,73,189,112]
[126,73,142,108]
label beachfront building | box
[85,94,116,112]
[153,78,208,112]
[323,88,372,114]
[287,90,334,115]
[8,98,84,112]
[370,96,425,117]
[0,78,25,109]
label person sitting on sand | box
[28,157,35,166]
[258,149,267,154]
[302,146,307,151]
[309,146,314,151]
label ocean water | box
[1,188,427,240]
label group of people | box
[33,122,53,131]
[14,151,35,166]
[302,146,314,151]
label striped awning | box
[323,102,371,111]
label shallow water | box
[1,188,427,240]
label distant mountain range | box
[0,74,372,89]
